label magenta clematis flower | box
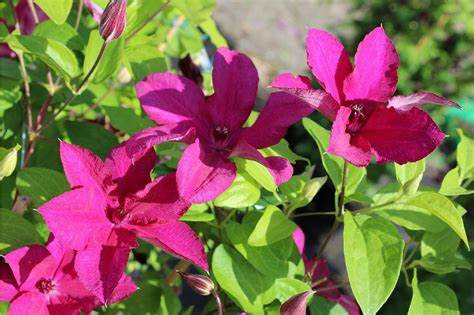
[0,236,135,315]
[292,229,360,315]
[0,0,47,58]
[273,27,459,167]
[126,48,315,202]
[38,142,208,303]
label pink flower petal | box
[15,0,47,35]
[177,141,236,203]
[4,246,56,291]
[232,140,293,185]
[292,227,306,256]
[108,273,137,305]
[270,73,339,121]
[84,0,103,23]
[343,26,399,103]
[359,106,445,164]
[105,143,157,195]
[38,188,111,251]
[388,91,460,111]
[207,48,259,130]
[135,221,208,271]
[242,92,315,148]
[125,173,190,223]
[136,73,205,125]
[60,142,107,192]
[327,107,371,167]
[75,243,132,304]
[125,123,196,158]
[338,295,361,315]
[0,258,18,301]
[280,290,315,315]
[8,292,49,315]
[306,29,352,104]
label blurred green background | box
[212,0,473,313]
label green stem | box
[336,160,348,217]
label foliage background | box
[0,0,472,314]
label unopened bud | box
[99,0,127,43]
[178,271,214,296]
[280,290,315,315]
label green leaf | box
[33,20,84,51]
[309,296,348,315]
[281,175,327,212]
[408,272,460,315]
[248,205,297,247]
[172,0,216,24]
[406,192,468,248]
[260,139,308,164]
[456,129,474,180]
[270,278,311,303]
[180,203,214,222]
[0,145,20,181]
[214,173,260,208]
[0,208,43,254]
[102,105,154,135]
[124,44,168,81]
[235,157,276,192]
[225,212,303,278]
[83,31,123,84]
[16,167,69,206]
[200,18,228,48]
[125,0,167,38]
[34,0,73,24]
[7,35,80,82]
[212,244,270,314]
[395,159,425,194]
[302,118,365,197]
[411,254,471,274]
[376,203,447,232]
[421,228,460,258]
[439,167,473,196]
[343,212,404,315]
[64,121,119,159]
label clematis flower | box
[126,48,316,202]
[292,228,360,314]
[272,27,459,167]
[38,142,208,303]
[0,235,135,315]
[0,0,47,58]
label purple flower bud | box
[99,0,127,43]
[178,271,215,296]
[280,290,315,315]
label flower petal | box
[38,188,111,251]
[60,142,107,192]
[242,92,315,149]
[343,26,399,103]
[207,48,259,130]
[232,141,293,185]
[280,290,315,315]
[75,243,132,305]
[105,143,157,195]
[359,106,445,164]
[8,292,48,315]
[270,73,339,121]
[4,246,55,291]
[125,173,190,224]
[338,295,361,315]
[125,123,195,158]
[177,141,236,203]
[136,73,205,125]
[306,29,352,104]
[388,91,460,111]
[84,0,103,23]
[135,221,208,271]
[15,0,47,35]
[327,107,371,167]
[0,258,18,301]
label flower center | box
[213,126,230,143]
[35,278,55,294]
[347,104,370,133]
